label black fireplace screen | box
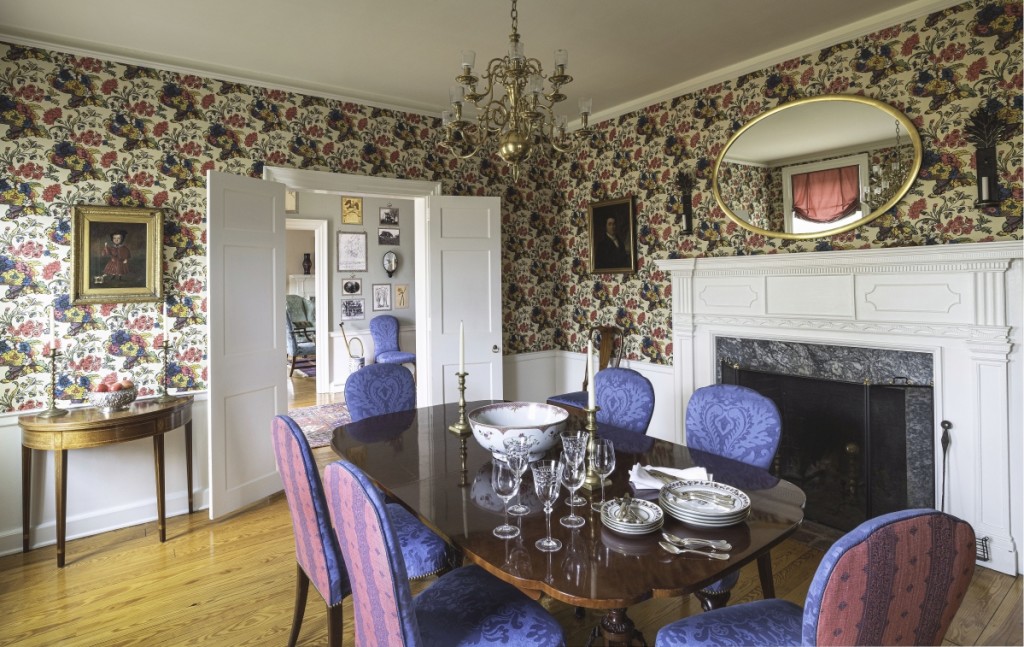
[722,363,934,532]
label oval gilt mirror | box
[712,95,922,240]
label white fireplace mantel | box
[657,241,1023,575]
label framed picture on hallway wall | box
[341,196,362,225]
[337,232,367,272]
[588,195,636,274]
[70,205,164,305]
[371,284,392,311]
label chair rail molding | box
[657,241,1023,575]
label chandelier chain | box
[510,0,517,35]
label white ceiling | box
[0,0,960,123]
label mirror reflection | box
[713,95,921,240]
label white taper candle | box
[459,320,465,373]
[587,339,595,408]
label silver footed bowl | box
[88,386,137,413]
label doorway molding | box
[263,167,442,397]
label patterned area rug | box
[287,402,350,448]
[292,359,316,378]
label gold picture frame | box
[341,196,363,225]
[588,195,636,274]
[71,205,163,305]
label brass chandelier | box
[442,0,593,182]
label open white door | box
[207,170,287,519]
[421,196,503,406]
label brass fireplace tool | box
[155,340,178,403]
[448,371,471,436]
[38,349,68,418]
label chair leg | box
[327,603,344,647]
[289,354,297,376]
[289,563,309,647]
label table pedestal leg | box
[586,608,647,647]
[22,447,31,553]
[56,449,67,568]
[153,435,166,542]
[694,588,732,611]
[757,552,775,598]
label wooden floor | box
[0,374,1019,646]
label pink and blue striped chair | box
[684,383,783,609]
[271,415,453,647]
[655,508,975,646]
[324,459,566,646]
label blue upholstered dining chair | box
[595,367,655,435]
[685,384,782,470]
[684,383,783,610]
[370,314,416,371]
[270,415,453,647]
[344,362,416,422]
[656,508,976,647]
[323,459,566,647]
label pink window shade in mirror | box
[792,165,860,223]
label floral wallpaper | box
[0,0,1020,413]
[717,162,783,230]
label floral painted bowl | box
[468,401,568,460]
[88,387,137,413]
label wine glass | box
[503,436,534,516]
[491,459,520,539]
[589,438,616,512]
[560,430,588,507]
[531,460,563,552]
[559,451,586,528]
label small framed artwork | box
[372,284,392,311]
[588,195,636,274]
[378,227,400,246]
[337,231,367,272]
[341,196,362,225]
[341,298,365,320]
[342,276,362,296]
[71,205,164,305]
[394,284,409,309]
[285,189,299,214]
[379,206,399,225]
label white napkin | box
[628,464,708,491]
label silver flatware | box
[659,542,730,560]
[665,487,736,507]
[661,532,732,551]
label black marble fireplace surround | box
[716,337,935,532]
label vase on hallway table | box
[302,253,312,275]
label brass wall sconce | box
[383,250,398,277]
[966,105,1010,208]
[675,171,694,234]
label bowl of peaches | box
[88,378,137,413]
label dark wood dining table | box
[331,401,805,646]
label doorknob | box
[491,345,499,353]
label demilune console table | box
[18,396,194,567]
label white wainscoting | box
[502,351,679,444]
[0,396,210,558]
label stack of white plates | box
[659,479,751,528]
[600,498,664,535]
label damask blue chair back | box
[655,508,976,646]
[370,314,416,365]
[324,460,566,647]
[685,384,781,470]
[595,367,655,435]
[345,362,416,422]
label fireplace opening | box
[722,362,934,532]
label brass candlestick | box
[448,371,471,436]
[38,349,68,418]
[581,404,606,491]
[155,340,178,403]
[458,436,470,487]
